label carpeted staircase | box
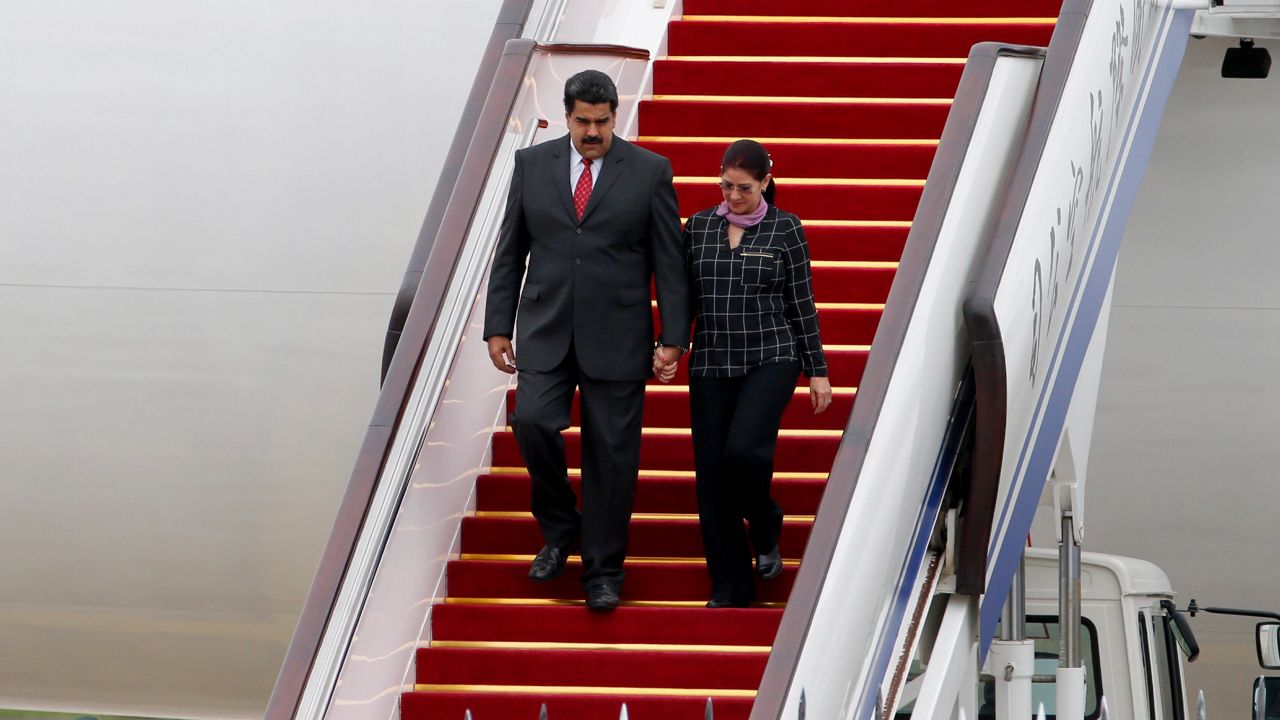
[402,2,1057,718]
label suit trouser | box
[512,345,645,591]
[689,361,799,604]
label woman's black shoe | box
[706,598,748,608]
[756,547,783,580]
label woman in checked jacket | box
[654,139,832,608]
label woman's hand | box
[810,376,832,414]
[652,346,680,383]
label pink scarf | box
[715,198,769,228]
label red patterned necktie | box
[573,158,593,220]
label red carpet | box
[403,3,1056,717]
[648,140,936,180]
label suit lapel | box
[549,135,577,222]
[578,138,627,225]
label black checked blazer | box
[684,204,827,378]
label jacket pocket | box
[521,283,542,300]
[740,250,779,287]
[618,287,651,306]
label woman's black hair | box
[720,139,776,205]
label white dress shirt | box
[569,142,604,193]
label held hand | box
[652,345,681,383]
[487,336,517,374]
[810,376,833,414]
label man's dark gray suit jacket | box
[484,135,690,382]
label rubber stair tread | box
[430,604,783,645]
[446,559,797,602]
[460,515,810,557]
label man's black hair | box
[563,70,619,114]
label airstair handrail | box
[264,32,540,720]
[750,41,1051,720]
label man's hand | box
[652,345,681,383]
[810,376,833,414]
[487,336,517,374]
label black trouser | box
[512,346,645,591]
[690,360,799,604]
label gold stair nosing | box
[499,426,844,438]
[412,682,757,698]
[662,55,968,65]
[642,385,857,396]
[459,553,802,567]
[485,467,829,480]
[652,93,952,106]
[472,511,816,522]
[638,135,939,146]
[442,597,786,609]
[429,640,772,654]
[679,15,1057,25]
[675,176,925,187]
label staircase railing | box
[266,4,663,714]
[259,35,540,720]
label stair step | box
[506,385,856,431]
[667,18,1056,58]
[460,515,811,558]
[445,559,797,602]
[476,472,826,514]
[431,603,783,645]
[801,225,911,263]
[681,0,1063,17]
[640,97,950,140]
[655,58,964,98]
[401,691,753,720]
[639,138,935,183]
[676,179,922,221]
[490,429,839,472]
[415,646,767,688]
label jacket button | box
[575,258,582,265]
[576,228,582,234]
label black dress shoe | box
[756,547,783,581]
[585,584,620,612]
[705,598,749,609]
[528,545,568,582]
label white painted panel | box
[0,1,504,717]
[983,0,1192,620]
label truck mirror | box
[1257,622,1280,669]
[1161,599,1201,662]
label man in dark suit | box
[483,70,689,611]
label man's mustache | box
[583,136,603,144]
